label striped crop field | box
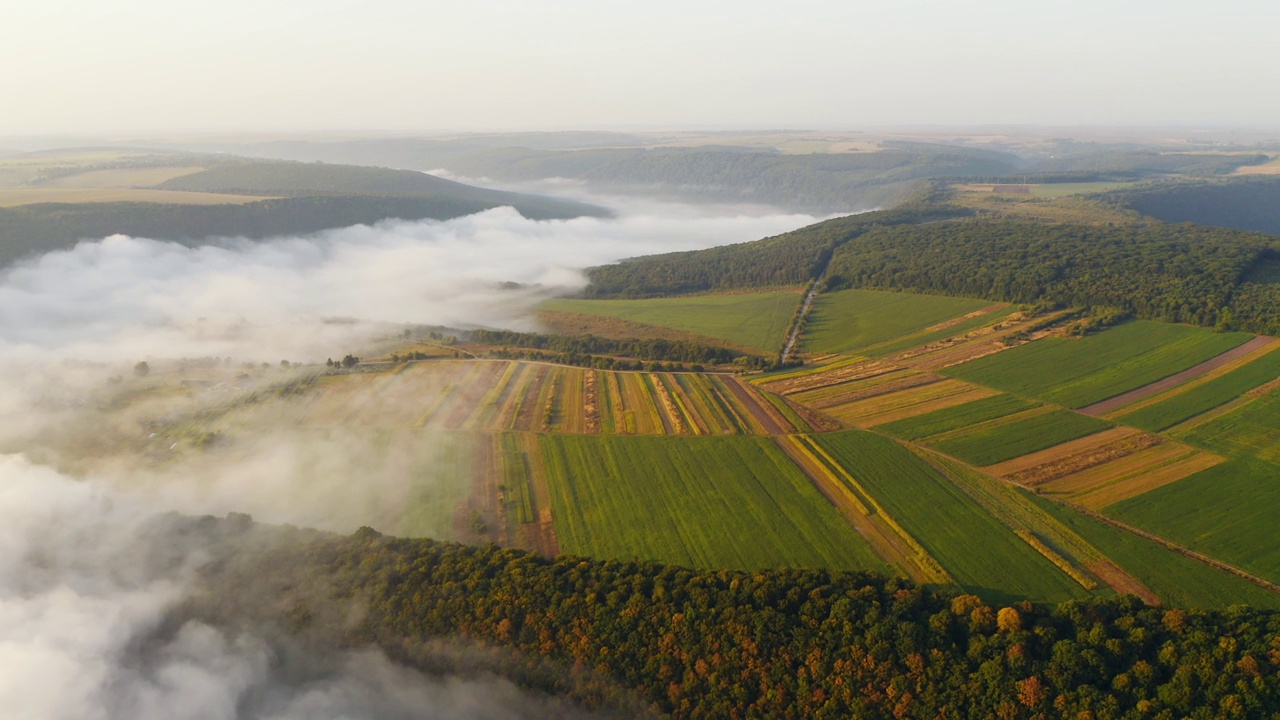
[538,435,887,571]
[539,291,801,352]
[876,393,1036,440]
[1118,344,1280,431]
[756,358,902,398]
[983,427,1158,485]
[1106,457,1280,585]
[773,434,948,584]
[286,360,802,437]
[929,409,1114,467]
[1030,494,1280,609]
[811,430,1090,602]
[820,379,997,427]
[943,321,1254,408]
[1180,389,1280,463]
[803,288,993,356]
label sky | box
[3,0,1278,135]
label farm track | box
[1079,335,1277,415]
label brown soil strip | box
[722,376,787,435]
[1075,453,1225,510]
[773,436,928,582]
[582,370,601,434]
[648,374,686,435]
[985,427,1141,477]
[1040,443,1195,496]
[1004,432,1163,487]
[1104,340,1280,418]
[1079,335,1277,416]
[1086,560,1162,605]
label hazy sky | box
[3,0,1278,135]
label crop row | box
[930,409,1113,467]
[1118,344,1280,431]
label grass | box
[868,306,1014,356]
[803,288,991,356]
[943,321,1252,408]
[540,291,801,353]
[877,394,1037,440]
[1181,390,1280,463]
[538,434,887,571]
[1119,349,1280,432]
[812,430,1088,603]
[1030,494,1280,609]
[930,410,1112,466]
[1106,457,1280,585]
[46,166,207,188]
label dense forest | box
[1103,178,1280,236]
[185,517,1280,720]
[583,205,967,298]
[823,219,1280,333]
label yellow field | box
[46,165,207,188]
[0,187,270,207]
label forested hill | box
[182,515,1280,720]
[583,204,967,298]
[583,209,1280,335]
[0,159,603,268]
[1102,178,1280,237]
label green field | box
[538,434,887,571]
[944,321,1252,408]
[803,288,991,356]
[539,291,800,352]
[812,430,1088,603]
[866,306,1014,356]
[929,410,1113,466]
[1181,390,1280,462]
[1106,458,1280,584]
[1118,348,1280,431]
[398,431,474,539]
[1030,494,1280,609]
[877,394,1037,441]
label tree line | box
[188,519,1280,720]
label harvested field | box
[867,304,1013,357]
[796,370,936,409]
[757,358,899,397]
[1037,443,1197,497]
[823,379,993,427]
[985,426,1150,480]
[1073,452,1224,510]
[536,309,760,354]
[1079,335,1276,415]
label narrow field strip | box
[878,393,1038,441]
[1075,452,1224,510]
[824,379,987,426]
[813,430,1089,602]
[799,370,936,409]
[1115,340,1280,431]
[1038,443,1197,496]
[1080,335,1276,416]
[993,425,1167,481]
